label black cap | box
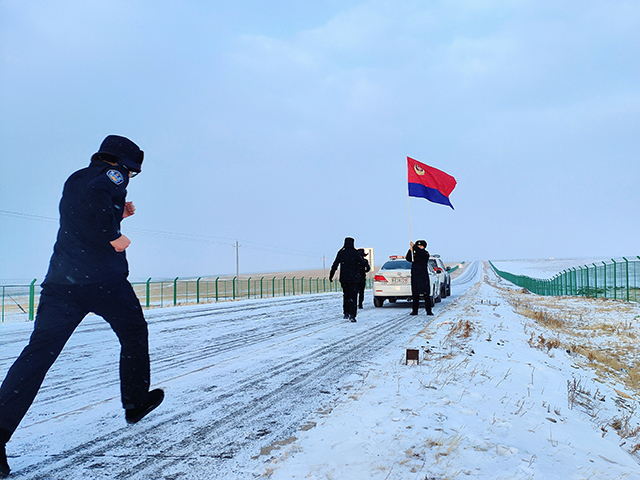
[415,240,427,247]
[92,135,144,174]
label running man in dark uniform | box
[0,136,163,478]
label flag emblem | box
[407,157,456,209]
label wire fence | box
[1,275,373,323]
[489,257,640,302]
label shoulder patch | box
[106,169,125,185]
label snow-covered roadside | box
[263,261,640,479]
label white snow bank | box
[264,261,640,479]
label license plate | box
[391,278,408,283]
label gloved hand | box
[329,277,333,283]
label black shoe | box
[427,311,434,316]
[126,389,164,424]
[409,311,418,316]
[350,315,357,322]
[358,305,363,309]
[0,443,9,478]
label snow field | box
[264,262,640,479]
[2,260,640,479]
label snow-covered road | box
[0,263,481,479]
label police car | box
[429,255,451,298]
[373,255,441,308]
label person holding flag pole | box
[405,157,457,316]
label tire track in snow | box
[11,277,479,479]
[13,294,345,409]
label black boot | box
[410,311,418,316]
[126,389,164,424]
[0,443,9,478]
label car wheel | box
[447,281,451,296]
[441,284,447,299]
[429,295,435,308]
[435,289,442,303]
[389,298,397,303]
[373,297,384,307]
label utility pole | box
[322,255,326,279]
[235,240,242,294]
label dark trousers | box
[0,279,150,440]
[411,280,433,314]
[340,281,359,318]
[357,280,366,307]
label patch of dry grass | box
[505,290,640,394]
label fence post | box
[215,277,219,302]
[593,264,597,298]
[272,276,276,297]
[29,279,37,321]
[292,277,296,296]
[283,276,286,296]
[260,277,264,298]
[637,257,640,302]
[247,277,251,299]
[173,278,179,305]
[624,257,629,302]
[232,276,236,300]
[602,262,607,298]
[146,278,151,308]
[301,277,304,295]
[612,260,617,300]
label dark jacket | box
[406,246,430,292]
[330,238,370,284]
[357,250,370,283]
[44,160,131,285]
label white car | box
[373,256,441,308]
[429,255,451,298]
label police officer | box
[357,248,370,309]
[406,240,434,316]
[0,135,163,478]
[329,238,369,322]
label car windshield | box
[428,259,437,267]
[381,260,412,270]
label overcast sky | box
[1,0,639,282]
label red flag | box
[407,157,457,209]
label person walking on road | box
[357,249,370,309]
[329,238,370,322]
[405,240,434,316]
[0,135,164,478]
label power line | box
[0,209,322,259]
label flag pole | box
[407,194,413,243]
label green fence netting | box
[490,258,640,302]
